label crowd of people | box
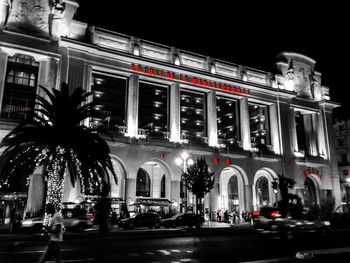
[216,210,251,224]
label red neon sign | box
[130,64,250,96]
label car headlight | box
[324,221,331,226]
[22,220,33,225]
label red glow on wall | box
[301,168,323,179]
[225,159,231,166]
[213,157,219,165]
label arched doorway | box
[253,168,278,210]
[228,175,239,212]
[134,160,172,215]
[219,166,248,213]
[304,177,318,210]
[255,176,269,208]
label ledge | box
[295,155,329,167]
[251,151,281,162]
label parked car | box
[118,212,162,230]
[20,216,44,232]
[162,213,204,228]
[251,207,332,239]
[20,208,93,232]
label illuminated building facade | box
[334,120,350,212]
[0,1,342,219]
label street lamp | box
[271,179,279,208]
[175,152,194,213]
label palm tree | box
[0,83,117,223]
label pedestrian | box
[216,210,221,222]
[232,210,237,224]
[224,210,229,223]
[0,207,4,224]
[9,209,17,233]
[38,203,64,263]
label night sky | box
[75,1,349,121]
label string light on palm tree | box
[0,83,117,225]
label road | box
[1,225,350,262]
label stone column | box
[25,168,45,217]
[38,58,59,94]
[207,91,218,147]
[126,75,139,138]
[244,185,253,212]
[240,98,251,150]
[269,104,280,154]
[125,178,136,211]
[171,180,180,213]
[0,50,8,112]
[314,112,327,158]
[62,171,81,203]
[169,83,180,142]
[210,183,219,216]
[289,108,298,152]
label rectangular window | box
[249,103,270,145]
[91,73,127,134]
[138,81,168,139]
[180,90,206,143]
[295,111,307,153]
[216,96,240,146]
[1,55,38,121]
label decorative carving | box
[48,0,65,40]
[6,0,51,35]
[293,61,313,99]
[239,65,247,81]
[0,0,12,29]
[4,0,77,40]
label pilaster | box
[126,75,139,138]
[207,91,218,147]
[169,83,180,142]
[240,98,250,150]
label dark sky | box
[75,1,349,121]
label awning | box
[131,198,172,207]
[0,192,27,201]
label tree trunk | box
[44,148,66,225]
[196,196,203,216]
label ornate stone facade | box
[0,2,342,219]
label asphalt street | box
[1,225,350,262]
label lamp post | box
[175,152,194,213]
[272,179,279,208]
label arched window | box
[136,168,151,197]
[228,175,239,211]
[160,175,165,198]
[256,176,269,207]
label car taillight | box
[252,211,260,217]
[85,214,94,220]
[270,211,281,217]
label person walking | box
[39,203,64,263]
